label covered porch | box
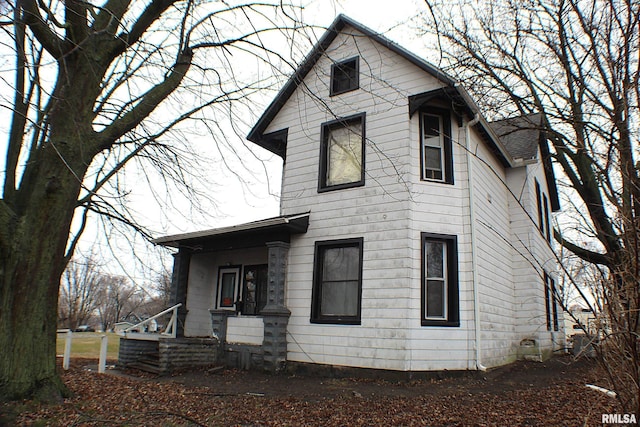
[154,213,310,372]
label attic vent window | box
[331,57,359,95]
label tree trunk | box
[0,136,86,401]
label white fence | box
[59,330,110,373]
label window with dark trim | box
[543,194,551,243]
[330,57,359,95]
[319,113,365,192]
[535,179,544,234]
[544,271,559,331]
[535,179,552,243]
[421,233,459,326]
[420,109,453,184]
[241,264,268,315]
[311,238,363,325]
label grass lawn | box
[56,332,120,360]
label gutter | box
[464,112,487,372]
[454,83,515,168]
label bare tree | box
[139,269,173,318]
[420,0,638,415]
[96,276,144,332]
[58,255,105,330]
[0,1,310,401]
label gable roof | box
[247,14,514,167]
[490,113,560,211]
[490,114,543,161]
[246,14,559,210]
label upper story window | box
[535,179,552,243]
[421,233,459,326]
[420,110,453,184]
[318,113,365,192]
[330,57,359,95]
[311,238,363,325]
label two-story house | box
[152,15,562,374]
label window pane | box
[332,59,358,93]
[323,246,360,281]
[327,122,362,186]
[426,241,444,278]
[426,279,445,318]
[220,272,236,307]
[321,280,359,316]
[423,114,441,138]
[424,146,442,171]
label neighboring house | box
[113,321,135,333]
[119,314,158,333]
[154,15,563,374]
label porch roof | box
[152,212,310,249]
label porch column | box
[170,249,190,337]
[210,309,234,343]
[262,241,291,373]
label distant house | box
[117,314,158,333]
[154,15,563,374]
[114,322,135,333]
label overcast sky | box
[0,0,432,285]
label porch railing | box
[118,303,182,341]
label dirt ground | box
[160,355,600,400]
[2,355,621,426]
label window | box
[543,194,551,243]
[311,238,363,324]
[241,264,268,315]
[420,110,453,183]
[421,233,459,326]
[535,179,552,243]
[217,266,240,309]
[544,272,559,331]
[535,179,544,234]
[319,114,365,191]
[330,57,359,95]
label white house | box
[154,15,563,374]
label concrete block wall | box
[158,337,221,372]
[225,344,264,370]
[118,338,158,366]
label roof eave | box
[153,212,310,248]
[453,84,515,167]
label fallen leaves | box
[1,356,619,426]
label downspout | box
[464,112,487,372]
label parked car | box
[74,325,95,332]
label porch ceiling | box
[152,212,310,250]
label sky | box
[100,0,433,282]
[0,0,433,287]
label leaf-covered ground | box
[1,356,619,426]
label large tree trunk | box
[0,126,88,402]
[1,0,193,402]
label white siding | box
[268,28,451,370]
[469,134,517,368]
[507,149,563,356]
[230,22,559,371]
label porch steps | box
[128,351,161,374]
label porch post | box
[170,249,190,337]
[262,241,291,373]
